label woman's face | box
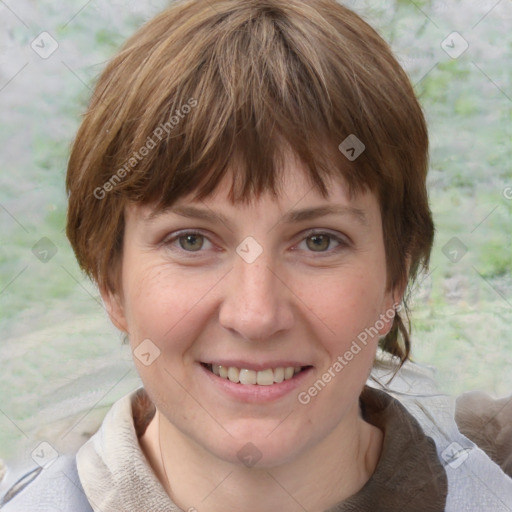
[104,157,398,467]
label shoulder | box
[0,454,92,512]
[369,354,512,511]
[0,389,147,512]
[456,389,512,477]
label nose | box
[218,252,295,342]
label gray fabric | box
[326,386,448,511]
[370,357,512,512]
[456,390,512,477]
[76,389,180,512]
[1,455,92,512]
[76,386,449,512]
[4,356,512,511]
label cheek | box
[298,268,389,345]
[121,265,214,407]
[121,262,219,351]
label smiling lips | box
[204,363,305,385]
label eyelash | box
[162,229,350,257]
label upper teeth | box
[210,364,302,385]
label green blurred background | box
[0,0,511,464]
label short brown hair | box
[66,0,434,364]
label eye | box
[162,230,348,256]
[178,233,205,251]
[163,231,214,253]
[306,234,331,252]
[297,231,348,253]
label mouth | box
[201,363,312,386]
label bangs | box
[95,0,384,211]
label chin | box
[201,425,312,469]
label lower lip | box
[198,363,313,403]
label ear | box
[391,255,412,309]
[376,293,398,337]
[100,285,128,333]
[378,263,410,337]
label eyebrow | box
[145,204,368,228]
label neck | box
[140,403,383,512]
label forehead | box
[129,161,380,230]
[192,159,348,207]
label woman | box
[3,0,511,510]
